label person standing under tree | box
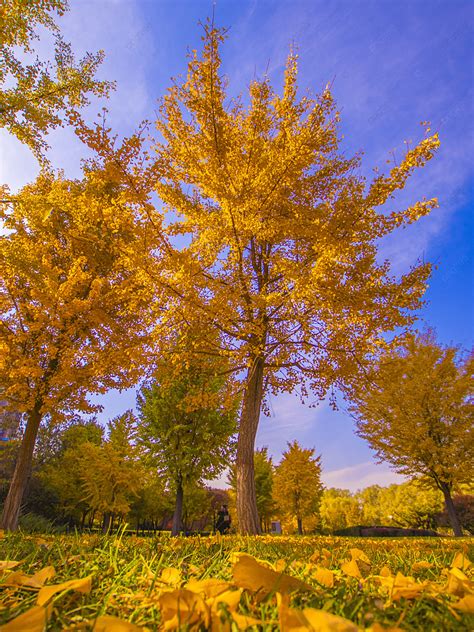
[216,504,231,534]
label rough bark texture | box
[102,513,112,534]
[440,482,463,537]
[1,406,42,531]
[171,477,184,536]
[236,357,265,535]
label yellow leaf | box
[0,560,22,571]
[303,608,359,631]
[340,559,361,579]
[232,553,313,596]
[313,566,335,588]
[92,615,145,631]
[4,566,55,588]
[411,561,433,573]
[231,612,264,629]
[36,575,92,606]
[185,578,233,598]
[350,548,371,566]
[1,604,52,632]
[453,594,474,614]
[451,552,472,572]
[379,565,392,577]
[158,588,209,630]
[159,567,182,587]
[446,567,473,597]
[208,589,242,612]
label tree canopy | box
[273,440,323,534]
[349,331,473,536]
[152,23,440,533]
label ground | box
[0,531,472,630]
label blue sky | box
[1,0,472,491]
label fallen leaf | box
[411,561,433,573]
[185,578,233,598]
[451,552,472,572]
[158,588,209,630]
[0,560,22,571]
[37,575,92,606]
[350,548,371,566]
[313,566,335,588]
[340,559,362,579]
[159,567,182,587]
[92,615,145,631]
[232,553,313,596]
[452,594,474,614]
[1,604,52,632]
[303,608,359,631]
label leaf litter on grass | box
[0,533,473,630]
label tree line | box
[0,1,472,534]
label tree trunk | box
[102,512,112,534]
[1,406,42,531]
[297,517,303,535]
[236,357,265,535]
[171,478,184,536]
[440,482,463,537]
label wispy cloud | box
[322,461,406,493]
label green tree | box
[349,331,473,536]
[153,23,439,533]
[319,488,362,532]
[80,412,143,533]
[228,447,276,532]
[137,332,237,536]
[1,0,112,157]
[273,441,323,534]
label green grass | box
[0,531,473,630]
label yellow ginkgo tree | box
[153,23,440,533]
[349,330,474,536]
[0,123,162,530]
[0,0,112,158]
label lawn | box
[0,531,472,631]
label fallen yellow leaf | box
[158,588,209,630]
[185,578,233,598]
[452,594,474,614]
[232,553,313,596]
[411,561,433,573]
[303,608,359,631]
[313,566,335,588]
[1,604,52,632]
[350,548,371,567]
[92,615,145,631]
[340,559,362,579]
[0,560,22,571]
[451,552,472,572]
[36,575,92,606]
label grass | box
[0,530,473,630]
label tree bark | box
[171,477,184,536]
[236,357,265,535]
[297,517,303,535]
[1,406,42,531]
[440,482,463,537]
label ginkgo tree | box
[349,331,473,536]
[0,0,112,158]
[273,441,323,535]
[152,23,440,533]
[0,122,162,530]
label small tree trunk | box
[236,357,265,535]
[171,478,184,537]
[297,517,303,535]
[102,512,112,534]
[440,482,463,537]
[1,406,42,531]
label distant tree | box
[1,0,112,157]
[137,331,237,536]
[39,420,104,527]
[228,447,276,532]
[0,123,158,531]
[437,495,474,535]
[358,481,443,529]
[80,412,143,533]
[349,331,473,536]
[153,22,440,533]
[319,488,362,532]
[273,441,323,534]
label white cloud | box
[322,461,406,493]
